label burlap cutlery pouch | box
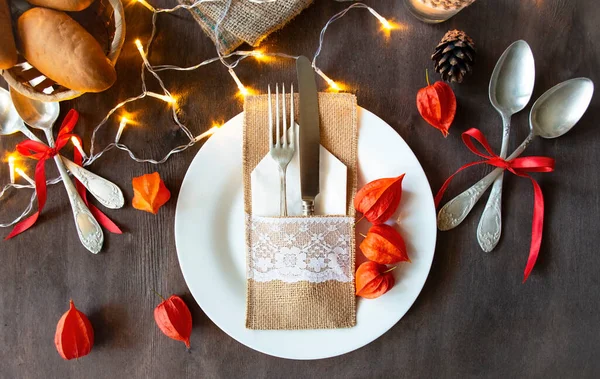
[243,93,357,330]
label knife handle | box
[302,200,315,216]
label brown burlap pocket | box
[246,215,355,329]
[243,93,357,330]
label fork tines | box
[268,83,296,216]
[268,83,294,148]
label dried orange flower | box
[154,294,192,349]
[54,300,94,360]
[354,174,405,224]
[355,261,396,299]
[360,224,410,264]
[132,172,171,214]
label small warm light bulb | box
[252,50,265,60]
[135,39,146,57]
[368,8,392,30]
[314,67,341,92]
[136,0,156,12]
[328,80,341,91]
[228,69,248,97]
[146,91,176,104]
[15,168,34,186]
[8,155,15,184]
[116,117,128,143]
[71,137,87,159]
[193,124,221,143]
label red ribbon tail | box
[5,212,41,240]
[523,177,544,283]
[89,204,123,234]
[5,159,49,239]
[435,161,485,208]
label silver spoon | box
[438,78,594,232]
[0,88,39,141]
[477,40,535,252]
[7,88,124,209]
[6,88,103,254]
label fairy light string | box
[0,0,397,228]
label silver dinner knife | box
[296,56,320,216]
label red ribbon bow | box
[6,110,121,240]
[435,128,555,282]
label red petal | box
[417,86,442,127]
[434,81,457,135]
[356,274,385,298]
[154,295,192,348]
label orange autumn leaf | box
[54,300,94,360]
[360,224,410,264]
[355,261,395,299]
[354,174,405,225]
[132,172,171,214]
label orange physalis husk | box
[54,300,94,360]
[154,295,192,349]
[354,174,405,225]
[416,71,456,137]
[132,172,171,214]
[355,261,396,299]
[360,224,410,264]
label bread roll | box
[18,8,116,93]
[0,0,17,69]
[26,0,94,12]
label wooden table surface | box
[1,0,599,377]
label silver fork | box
[268,83,295,216]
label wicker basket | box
[1,0,126,102]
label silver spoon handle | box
[45,131,104,254]
[19,125,39,141]
[437,131,535,231]
[62,158,125,210]
[477,115,511,252]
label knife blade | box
[296,56,320,216]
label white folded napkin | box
[251,124,347,216]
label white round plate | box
[175,107,436,360]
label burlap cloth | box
[243,93,358,330]
[181,0,314,53]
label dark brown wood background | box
[1,0,599,377]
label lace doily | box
[247,215,354,283]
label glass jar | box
[404,0,476,23]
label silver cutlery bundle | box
[267,55,322,217]
[0,87,124,253]
[437,40,594,253]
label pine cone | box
[431,30,475,83]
